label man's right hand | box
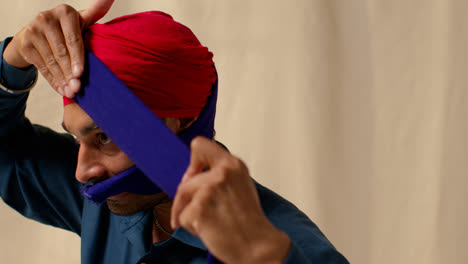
[2,0,114,98]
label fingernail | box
[69,79,81,92]
[64,86,71,98]
[73,64,82,77]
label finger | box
[63,80,78,98]
[59,10,84,97]
[58,6,84,79]
[171,172,206,229]
[66,78,81,98]
[177,185,217,236]
[79,0,115,29]
[25,48,64,95]
[43,21,74,83]
[32,34,68,91]
[185,137,229,177]
[171,168,227,229]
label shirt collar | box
[172,227,207,251]
[116,208,208,252]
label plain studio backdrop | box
[1,1,467,263]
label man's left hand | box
[171,137,291,264]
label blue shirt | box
[0,37,349,264]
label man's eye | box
[97,133,112,145]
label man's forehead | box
[62,104,100,137]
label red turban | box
[64,11,216,118]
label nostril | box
[76,171,109,184]
[90,176,108,185]
[86,177,99,185]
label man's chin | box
[107,192,130,200]
[106,199,142,216]
[105,192,166,216]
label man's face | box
[63,104,169,216]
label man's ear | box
[161,117,198,134]
[178,117,198,132]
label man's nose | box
[75,143,107,184]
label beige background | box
[1,0,467,263]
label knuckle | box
[229,157,250,178]
[36,11,52,23]
[25,24,40,36]
[197,190,215,215]
[191,197,204,211]
[52,82,60,90]
[44,55,58,67]
[66,34,81,45]
[202,183,217,195]
[55,4,74,15]
[213,156,248,184]
[213,167,229,186]
[20,39,34,51]
[221,154,243,171]
[37,64,49,75]
[231,157,245,171]
[54,43,68,58]
[191,197,208,218]
[179,209,196,227]
[175,185,191,203]
[190,136,205,151]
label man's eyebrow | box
[80,123,100,136]
[61,121,100,136]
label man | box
[0,0,349,263]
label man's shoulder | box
[255,182,349,263]
[254,181,312,224]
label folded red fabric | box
[64,11,216,118]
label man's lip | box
[107,192,130,200]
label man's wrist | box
[247,225,292,264]
[3,37,31,69]
[0,73,37,94]
[0,37,38,92]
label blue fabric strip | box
[81,166,162,204]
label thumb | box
[79,0,115,29]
